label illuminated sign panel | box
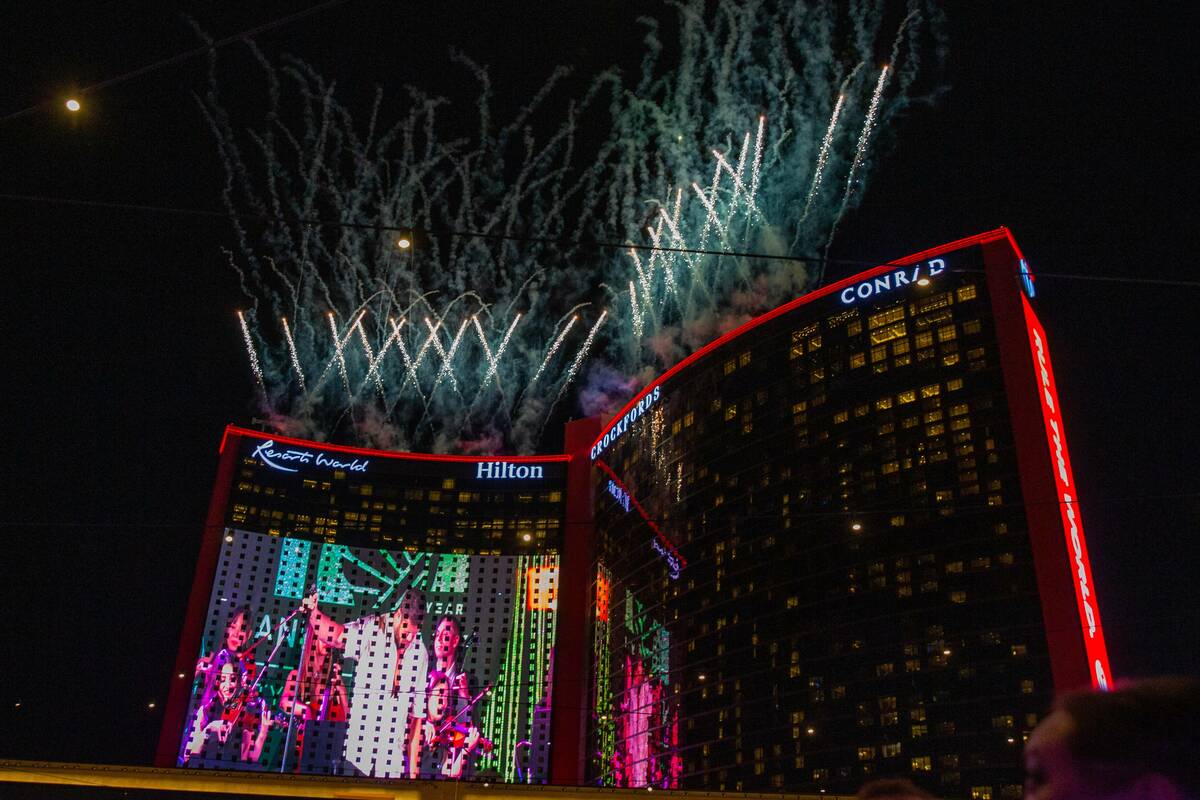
[252,440,370,474]
[476,462,545,480]
[838,257,946,304]
[591,386,662,460]
[176,529,559,781]
[1021,294,1111,689]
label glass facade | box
[588,241,1062,797]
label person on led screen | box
[421,669,493,778]
[303,589,429,779]
[279,634,349,769]
[432,617,470,707]
[194,607,254,692]
[181,649,271,764]
[182,608,270,766]
[619,656,655,787]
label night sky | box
[1,1,1195,768]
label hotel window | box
[871,321,907,344]
[872,344,888,362]
[725,405,737,421]
[956,285,977,302]
[915,330,934,348]
[920,383,941,398]
[942,353,961,366]
[1011,644,1028,656]
[855,403,870,417]
[739,351,752,366]
[875,396,894,411]
[911,756,932,772]
[834,410,849,424]
[947,377,964,391]
[858,746,876,761]
[963,319,982,335]
[811,367,825,383]
[971,788,993,800]
[850,352,866,369]
[882,742,901,757]
[869,306,906,328]
[950,591,967,604]
[898,389,916,404]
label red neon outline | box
[591,228,1020,454]
[220,424,570,463]
[594,458,687,569]
[1019,293,1112,689]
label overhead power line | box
[2,192,1200,289]
[0,0,353,123]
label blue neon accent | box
[1020,259,1036,298]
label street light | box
[65,98,81,112]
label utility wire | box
[0,0,353,123]
[2,192,1200,290]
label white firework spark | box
[531,315,578,386]
[237,311,265,390]
[629,281,643,339]
[280,316,306,393]
[556,310,608,402]
[801,94,844,222]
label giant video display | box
[176,527,558,782]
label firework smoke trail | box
[530,315,579,387]
[206,1,935,451]
[237,311,265,390]
[799,94,845,223]
[281,316,306,393]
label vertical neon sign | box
[1021,294,1112,689]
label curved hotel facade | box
[587,229,1109,797]
[162,229,1108,800]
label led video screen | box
[177,528,558,782]
[591,566,680,788]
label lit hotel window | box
[956,285,977,302]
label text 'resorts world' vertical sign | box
[1021,294,1112,689]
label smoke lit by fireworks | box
[208,1,939,452]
